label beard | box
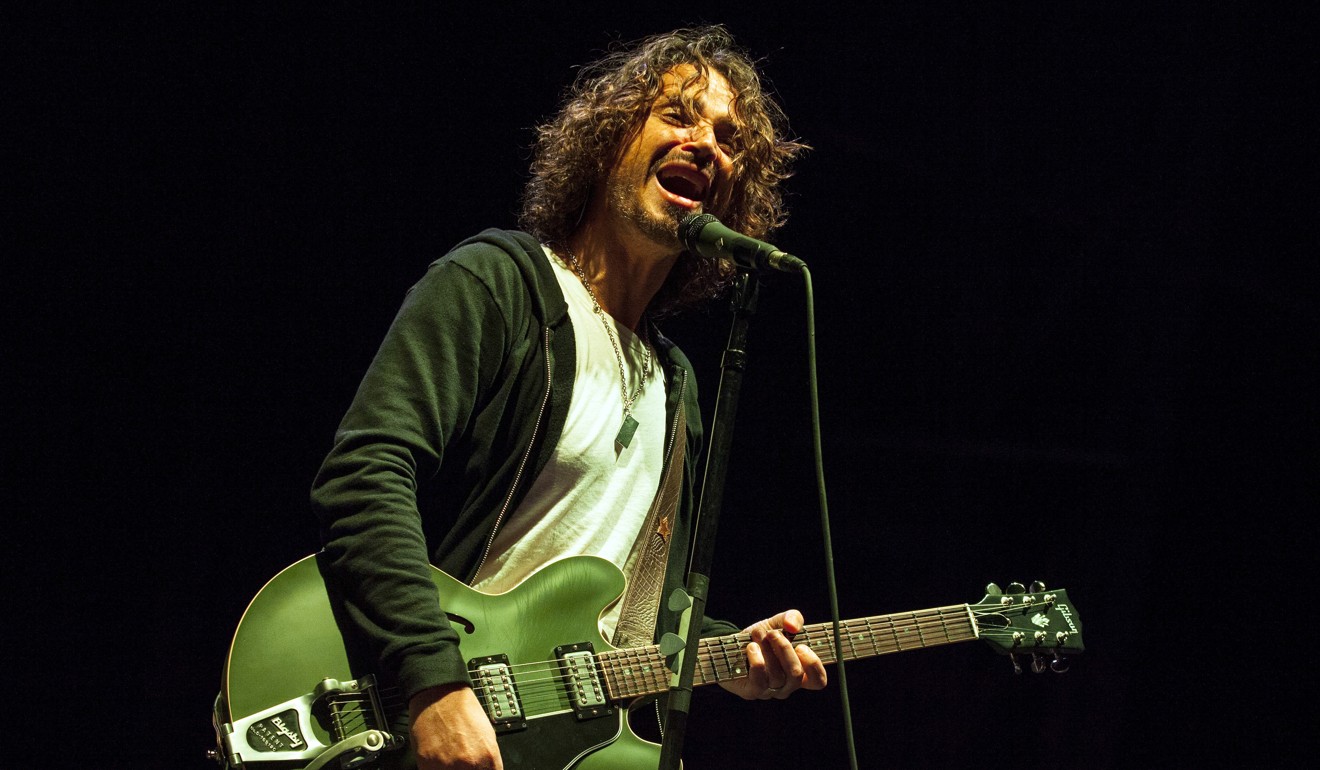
[604,173,686,251]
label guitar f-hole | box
[446,611,476,634]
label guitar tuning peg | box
[1030,580,1046,592]
[1031,654,1048,674]
[1050,651,1070,674]
[1009,653,1023,675]
[1007,582,1026,594]
[985,582,1002,596]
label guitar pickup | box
[554,642,615,721]
[469,655,526,733]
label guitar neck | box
[600,604,978,700]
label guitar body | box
[217,555,668,769]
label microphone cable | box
[799,264,860,770]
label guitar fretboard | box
[599,604,978,700]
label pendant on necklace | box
[616,413,640,448]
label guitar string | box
[321,693,388,736]
[464,609,986,704]
[465,607,983,686]
[470,630,973,704]
[459,604,1067,705]
[371,611,1016,705]
[465,605,982,681]
[309,605,1063,724]
[468,631,988,694]
[468,633,1027,709]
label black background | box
[12,2,1314,767]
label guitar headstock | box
[971,581,1084,672]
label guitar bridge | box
[555,642,615,722]
[212,676,403,769]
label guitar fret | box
[638,647,654,694]
[696,639,719,685]
[651,647,667,692]
[721,637,740,680]
[879,614,901,651]
[638,648,654,695]
[631,648,646,697]
[638,647,659,697]
[601,655,620,699]
[935,608,957,644]
[860,617,877,658]
[706,639,723,683]
[891,613,914,651]
[638,649,660,697]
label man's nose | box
[680,122,719,158]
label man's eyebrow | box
[656,89,737,131]
[656,91,686,108]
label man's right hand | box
[408,683,503,770]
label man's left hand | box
[718,609,828,700]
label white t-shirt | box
[469,246,667,640]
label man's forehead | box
[657,65,735,109]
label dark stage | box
[12,3,1313,767]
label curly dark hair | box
[519,25,808,316]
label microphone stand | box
[657,270,760,769]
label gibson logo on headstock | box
[1056,603,1079,634]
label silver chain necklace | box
[563,248,655,448]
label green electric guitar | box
[211,555,1084,769]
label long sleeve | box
[310,255,514,701]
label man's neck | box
[566,227,679,332]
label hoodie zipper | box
[471,328,554,582]
[663,367,688,472]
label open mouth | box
[656,163,709,204]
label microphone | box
[678,213,807,273]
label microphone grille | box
[677,212,717,249]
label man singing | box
[312,25,825,769]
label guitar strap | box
[612,398,686,649]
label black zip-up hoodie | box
[311,229,736,702]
